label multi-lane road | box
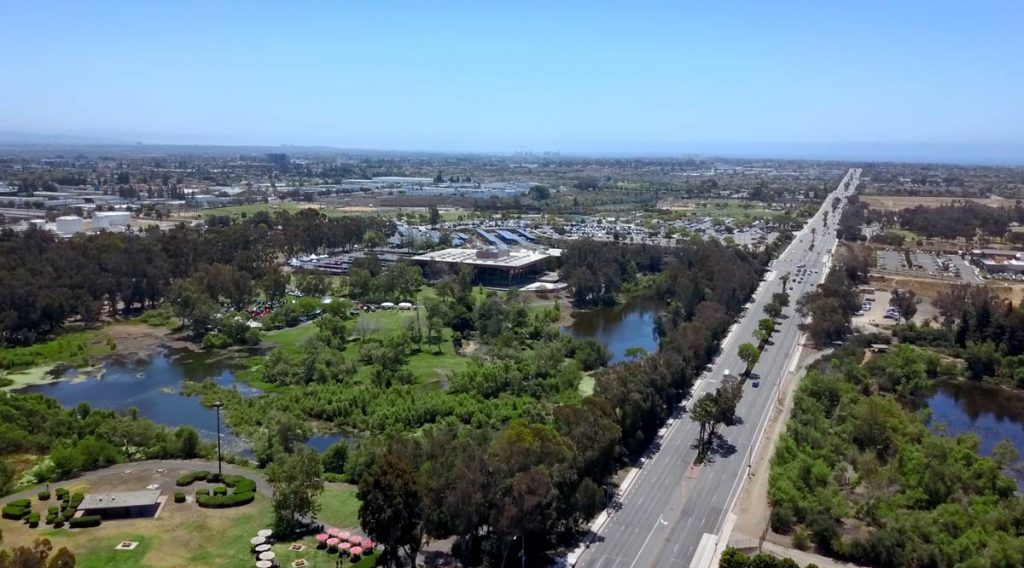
[576,168,861,568]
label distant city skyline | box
[2,1,1022,163]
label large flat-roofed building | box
[971,249,1024,274]
[412,246,561,287]
[79,490,162,519]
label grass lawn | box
[2,496,273,568]
[317,484,361,529]
[264,321,319,349]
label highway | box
[576,168,862,568]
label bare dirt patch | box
[861,195,1014,211]
[100,323,193,357]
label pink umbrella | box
[362,539,374,549]
[348,534,362,544]
[338,531,351,540]
[350,546,364,556]
[315,533,329,543]
[327,528,341,537]
[339,542,351,551]
[326,538,340,548]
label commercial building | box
[412,246,561,287]
[971,249,1024,275]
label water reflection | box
[564,297,661,364]
[926,381,1024,484]
[20,349,257,453]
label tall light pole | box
[213,401,224,476]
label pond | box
[926,381,1024,484]
[564,297,661,364]
[17,348,342,454]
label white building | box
[55,215,84,235]
[93,211,131,230]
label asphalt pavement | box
[575,169,861,568]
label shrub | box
[208,472,224,484]
[55,487,68,500]
[195,489,210,499]
[37,491,50,501]
[47,505,59,514]
[202,332,232,350]
[69,493,84,507]
[2,500,31,520]
[176,470,210,486]
[45,513,57,525]
[27,512,40,528]
[53,519,64,528]
[62,510,76,522]
[69,515,102,528]
[792,528,811,551]
[223,475,257,495]
[196,491,255,509]
[213,486,227,496]
[174,491,186,503]
[770,505,796,534]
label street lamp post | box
[213,401,224,476]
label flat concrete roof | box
[412,247,552,269]
[80,490,161,510]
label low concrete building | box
[412,246,560,287]
[79,490,162,519]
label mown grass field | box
[1,486,368,568]
[658,199,785,221]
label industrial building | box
[55,215,84,235]
[93,211,131,230]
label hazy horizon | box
[2,1,1022,164]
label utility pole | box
[213,401,224,476]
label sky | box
[2,0,1023,160]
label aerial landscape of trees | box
[768,336,1024,567]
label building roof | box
[79,490,161,510]
[412,247,551,269]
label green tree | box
[267,446,325,535]
[323,441,349,475]
[993,438,1019,469]
[738,342,761,376]
[359,445,424,567]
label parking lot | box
[873,248,981,284]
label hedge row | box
[174,492,186,503]
[2,499,31,520]
[69,515,102,529]
[196,491,255,509]
[175,470,212,486]
[37,491,50,501]
[55,488,69,500]
[27,512,40,528]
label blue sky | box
[2,0,1022,158]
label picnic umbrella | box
[350,546,364,556]
[257,529,273,538]
[315,533,329,544]
[258,551,275,561]
[347,534,362,544]
[255,544,271,553]
[256,561,272,568]
[339,542,351,551]
[250,536,266,546]
[337,531,351,540]
[327,527,341,537]
[326,538,340,548]
[362,539,374,549]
